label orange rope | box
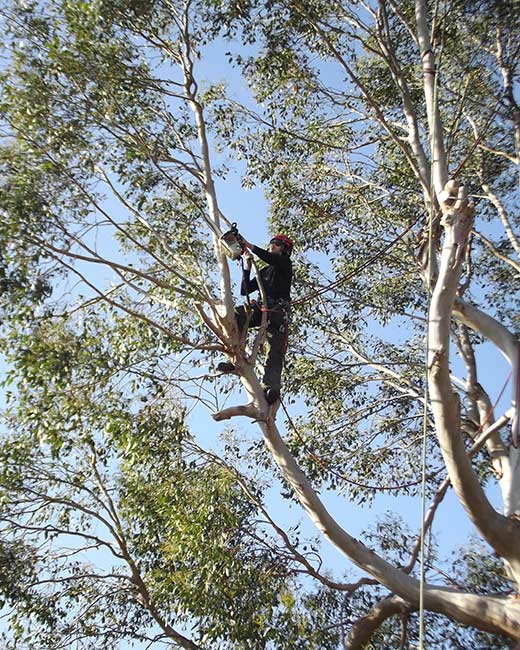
[279,398,441,491]
[292,214,423,307]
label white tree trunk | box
[502,447,520,517]
[427,180,520,588]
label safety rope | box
[291,214,422,307]
[239,257,253,307]
[279,397,444,490]
[419,41,441,650]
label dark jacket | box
[240,245,292,300]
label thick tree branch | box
[415,0,448,195]
[256,409,520,638]
[344,595,414,650]
[428,180,520,580]
[212,403,264,422]
[453,299,517,364]
[179,10,234,317]
[453,297,520,446]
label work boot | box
[217,361,236,373]
[263,387,280,404]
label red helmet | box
[270,234,293,253]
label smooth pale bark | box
[496,25,520,171]
[205,210,520,645]
[481,181,520,259]
[473,387,519,521]
[301,7,430,193]
[205,126,520,650]
[181,39,235,317]
[415,0,447,195]
[453,300,517,364]
[454,298,520,438]
[252,391,520,638]
[502,447,520,517]
[475,388,510,479]
[452,300,520,514]
[455,330,514,504]
[427,182,520,585]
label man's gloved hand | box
[236,233,250,251]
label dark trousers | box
[236,299,290,393]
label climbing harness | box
[243,298,290,369]
[261,298,291,366]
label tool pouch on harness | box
[219,223,245,260]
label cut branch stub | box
[438,180,474,269]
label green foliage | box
[121,459,285,646]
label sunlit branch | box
[415,0,448,195]
[495,24,520,168]
[30,572,132,588]
[97,163,205,262]
[344,595,414,650]
[404,411,512,575]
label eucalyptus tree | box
[0,0,519,648]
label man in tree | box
[219,234,293,404]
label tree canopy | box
[0,0,519,648]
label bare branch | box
[212,403,264,421]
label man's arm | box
[243,240,289,269]
[240,270,258,295]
